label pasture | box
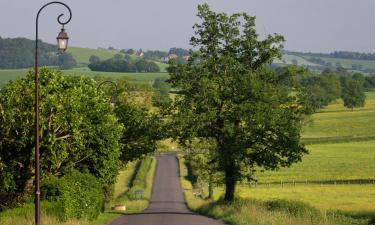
[0,68,169,85]
[302,92,375,141]
[256,141,375,183]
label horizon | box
[1,0,375,53]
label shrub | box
[58,170,104,221]
[41,175,60,202]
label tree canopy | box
[0,37,76,69]
[0,69,122,199]
[166,4,307,201]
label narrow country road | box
[108,154,226,225]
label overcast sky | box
[1,0,374,53]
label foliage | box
[152,77,171,107]
[167,4,307,201]
[168,47,189,57]
[341,75,366,110]
[58,170,104,221]
[115,101,163,162]
[0,37,76,69]
[0,69,122,208]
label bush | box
[58,170,104,221]
[39,172,104,220]
[41,175,60,202]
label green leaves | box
[0,68,122,195]
[167,4,307,201]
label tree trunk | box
[208,175,214,199]
[224,162,236,202]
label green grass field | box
[68,46,169,72]
[68,47,119,66]
[302,92,375,140]
[0,68,169,85]
[285,52,375,71]
[256,141,375,183]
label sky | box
[0,0,375,53]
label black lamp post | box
[97,81,119,105]
[34,2,71,225]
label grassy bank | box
[178,155,372,225]
[0,157,157,225]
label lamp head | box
[57,26,69,52]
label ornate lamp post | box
[97,81,119,105]
[34,2,71,225]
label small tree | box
[341,79,366,110]
[167,4,307,202]
[89,55,101,64]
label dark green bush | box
[265,199,320,217]
[41,175,60,201]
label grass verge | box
[178,154,372,225]
[0,157,157,225]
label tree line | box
[0,36,76,69]
[88,54,160,72]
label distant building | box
[168,53,178,60]
[136,49,144,57]
[182,55,190,61]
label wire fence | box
[248,179,375,188]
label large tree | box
[167,4,307,201]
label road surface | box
[108,154,225,225]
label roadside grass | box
[0,157,157,225]
[178,155,369,225]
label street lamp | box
[34,2,72,225]
[97,81,119,105]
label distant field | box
[318,56,375,70]
[0,68,169,85]
[68,46,119,66]
[68,46,169,72]
[302,92,375,140]
[276,54,319,67]
[256,141,375,183]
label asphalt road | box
[108,154,226,225]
